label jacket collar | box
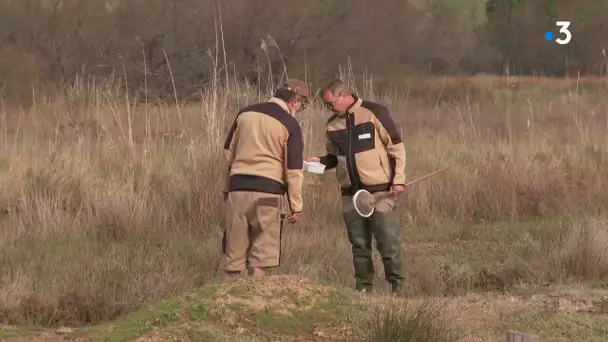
[347,95,363,112]
[268,97,290,113]
[338,95,363,116]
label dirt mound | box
[203,276,358,341]
[214,276,338,311]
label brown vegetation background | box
[1,0,608,336]
[1,0,607,104]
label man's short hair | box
[319,78,349,97]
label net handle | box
[404,165,453,188]
[377,165,453,201]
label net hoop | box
[353,189,374,218]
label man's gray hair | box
[319,78,349,97]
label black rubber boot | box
[343,211,375,293]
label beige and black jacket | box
[222,97,304,213]
[318,96,406,196]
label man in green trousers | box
[306,78,406,295]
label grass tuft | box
[364,301,457,342]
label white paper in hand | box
[303,161,326,174]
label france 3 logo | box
[544,21,572,45]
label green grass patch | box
[78,284,220,341]
[504,309,608,341]
[0,325,44,339]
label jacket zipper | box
[346,113,359,191]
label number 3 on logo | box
[555,21,572,45]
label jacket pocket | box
[377,153,391,183]
[258,197,279,207]
[352,122,376,153]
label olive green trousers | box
[341,191,405,294]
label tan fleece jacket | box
[222,97,304,213]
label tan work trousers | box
[222,191,284,272]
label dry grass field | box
[1,73,608,341]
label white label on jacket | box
[358,133,371,140]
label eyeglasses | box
[323,95,340,109]
[297,97,307,112]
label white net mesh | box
[354,190,375,217]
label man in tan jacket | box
[306,78,406,294]
[221,79,309,282]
